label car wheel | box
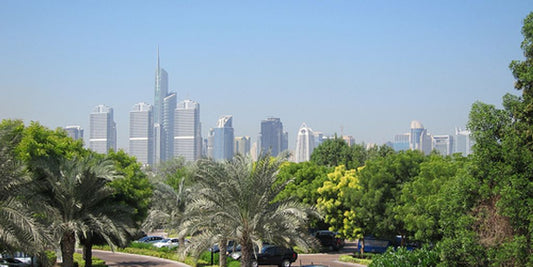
[252,260,258,267]
[279,259,291,267]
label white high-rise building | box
[234,136,251,156]
[89,105,116,154]
[432,135,453,156]
[174,100,202,162]
[129,103,153,166]
[455,128,474,156]
[295,123,315,163]
[64,125,83,141]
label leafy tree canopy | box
[316,165,362,239]
[105,150,153,225]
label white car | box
[152,238,180,249]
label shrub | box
[369,246,439,267]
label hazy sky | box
[1,1,531,151]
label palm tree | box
[143,179,189,247]
[0,128,49,254]
[181,154,319,267]
[36,155,132,267]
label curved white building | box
[295,123,315,163]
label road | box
[92,249,189,267]
[91,242,366,267]
[297,242,367,267]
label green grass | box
[339,254,372,266]
[73,253,107,267]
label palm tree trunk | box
[219,237,227,267]
[60,230,76,267]
[83,240,93,267]
[240,237,254,267]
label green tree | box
[143,180,189,249]
[395,154,466,243]
[0,120,49,254]
[310,137,364,169]
[434,12,533,266]
[316,165,362,239]
[181,155,319,267]
[350,150,426,244]
[36,156,132,267]
[105,150,153,226]
[275,161,331,229]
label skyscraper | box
[129,103,153,166]
[234,136,251,156]
[392,133,410,151]
[295,123,315,163]
[454,128,474,156]
[259,117,286,157]
[342,135,355,146]
[64,125,83,141]
[409,120,432,155]
[153,49,175,164]
[161,92,176,161]
[89,105,116,154]
[209,115,234,161]
[154,48,169,126]
[432,135,453,155]
[174,99,202,162]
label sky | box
[1,1,531,151]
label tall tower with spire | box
[154,47,169,125]
[153,48,174,164]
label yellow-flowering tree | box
[316,165,362,239]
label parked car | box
[313,230,345,250]
[0,258,30,267]
[357,235,419,254]
[209,240,240,254]
[152,238,180,248]
[231,244,297,267]
[135,235,164,243]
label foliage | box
[350,150,426,239]
[275,161,331,228]
[106,150,153,225]
[310,137,365,169]
[0,120,50,254]
[369,246,440,267]
[316,165,362,239]
[142,181,189,239]
[151,156,194,190]
[35,155,132,267]
[395,154,467,243]
[15,121,87,168]
[339,255,373,265]
[73,253,107,267]
[433,12,533,266]
[181,154,319,267]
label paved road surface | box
[92,249,189,267]
[91,242,366,267]
[297,242,366,267]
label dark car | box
[209,240,240,254]
[231,245,297,267]
[313,230,345,250]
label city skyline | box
[1,1,530,151]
